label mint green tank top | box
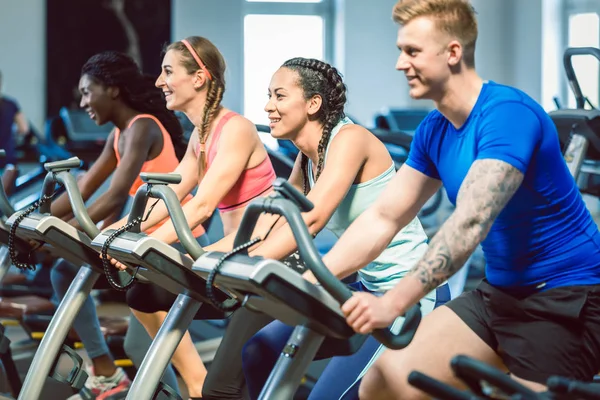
[308,118,429,292]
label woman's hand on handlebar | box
[341,291,400,334]
[99,253,128,271]
[28,240,53,256]
[28,239,44,251]
[301,270,318,284]
[111,258,128,271]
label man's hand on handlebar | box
[341,292,400,334]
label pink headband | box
[181,39,213,81]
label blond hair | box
[392,0,478,67]
[166,36,226,181]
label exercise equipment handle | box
[564,47,600,109]
[0,150,15,218]
[547,376,600,399]
[44,157,82,172]
[451,355,539,399]
[128,174,204,260]
[408,371,481,400]
[233,178,421,349]
[38,158,98,239]
[140,172,182,185]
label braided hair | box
[281,58,347,194]
[166,36,226,181]
[81,51,187,160]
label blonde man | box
[320,0,600,398]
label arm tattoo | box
[409,159,524,293]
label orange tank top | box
[114,114,205,237]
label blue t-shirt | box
[0,96,20,167]
[406,81,600,290]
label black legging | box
[126,240,305,399]
[128,283,273,400]
[126,282,227,320]
[203,307,274,400]
[202,251,304,399]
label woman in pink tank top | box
[108,36,275,399]
[49,51,189,396]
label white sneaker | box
[68,365,130,400]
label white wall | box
[0,0,46,131]
[173,0,552,126]
[334,0,414,125]
[509,0,544,104]
[470,0,513,85]
[172,0,245,114]
[0,0,563,131]
[336,0,549,124]
[542,0,566,110]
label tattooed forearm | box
[408,159,524,293]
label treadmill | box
[192,178,422,399]
[0,150,32,283]
[90,172,231,400]
[0,153,56,299]
[4,157,129,399]
[0,151,39,399]
[550,47,600,182]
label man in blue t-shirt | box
[0,69,30,168]
[321,0,600,398]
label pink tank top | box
[194,112,275,211]
[115,114,205,237]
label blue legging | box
[50,259,181,392]
[241,282,451,400]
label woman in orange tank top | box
[50,51,190,397]
[51,52,187,229]
[107,37,276,399]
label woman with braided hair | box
[227,57,452,399]
[106,36,276,400]
[50,50,191,399]
[190,57,449,400]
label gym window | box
[565,0,600,109]
[242,0,333,127]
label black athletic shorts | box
[445,279,600,383]
[126,281,229,320]
[125,233,229,320]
